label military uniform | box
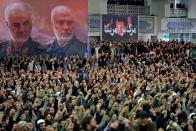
[0,37,47,57]
[47,36,86,58]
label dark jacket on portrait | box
[0,37,47,57]
[47,36,86,58]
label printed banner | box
[139,16,154,33]
[0,0,88,57]
[161,18,196,33]
[102,14,138,41]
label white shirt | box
[28,61,34,71]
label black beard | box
[189,109,194,112]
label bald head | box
[4,2,32,44]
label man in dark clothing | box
[134,111,157,131]
[47,6,86,58]
[81,116,97,131]
[0,2,47,57]
[47,36,86,58]
[0,38,47,57]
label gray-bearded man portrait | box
[0,2,47,57]
[47,6,87,58]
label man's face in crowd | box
[20,113,26,121]
[6,11,32,43]
[39,123,45,130]
[49,108,55,115]
[53,13,74,44]
[90,119,97,128]
[139,118,148,126]
[88,119,97,130]
[27,123,33,130]
[189,105,194,112]
[180,122,187,129]
[46,114,52,121]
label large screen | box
[102,14,138,41]
[0,0,88,57]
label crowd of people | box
[0,40,195,131]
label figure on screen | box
[0,2,47,56]
[47,6,86,58]
[103,16,137,38]
[115,20,126,37]
[127,16,132,28]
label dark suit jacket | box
[0,37,47,57]
[134,121,157,131]
[47,36,86,58]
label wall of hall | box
[88,0,107,15]
[188,0,196,18]
[148,0,168,40]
